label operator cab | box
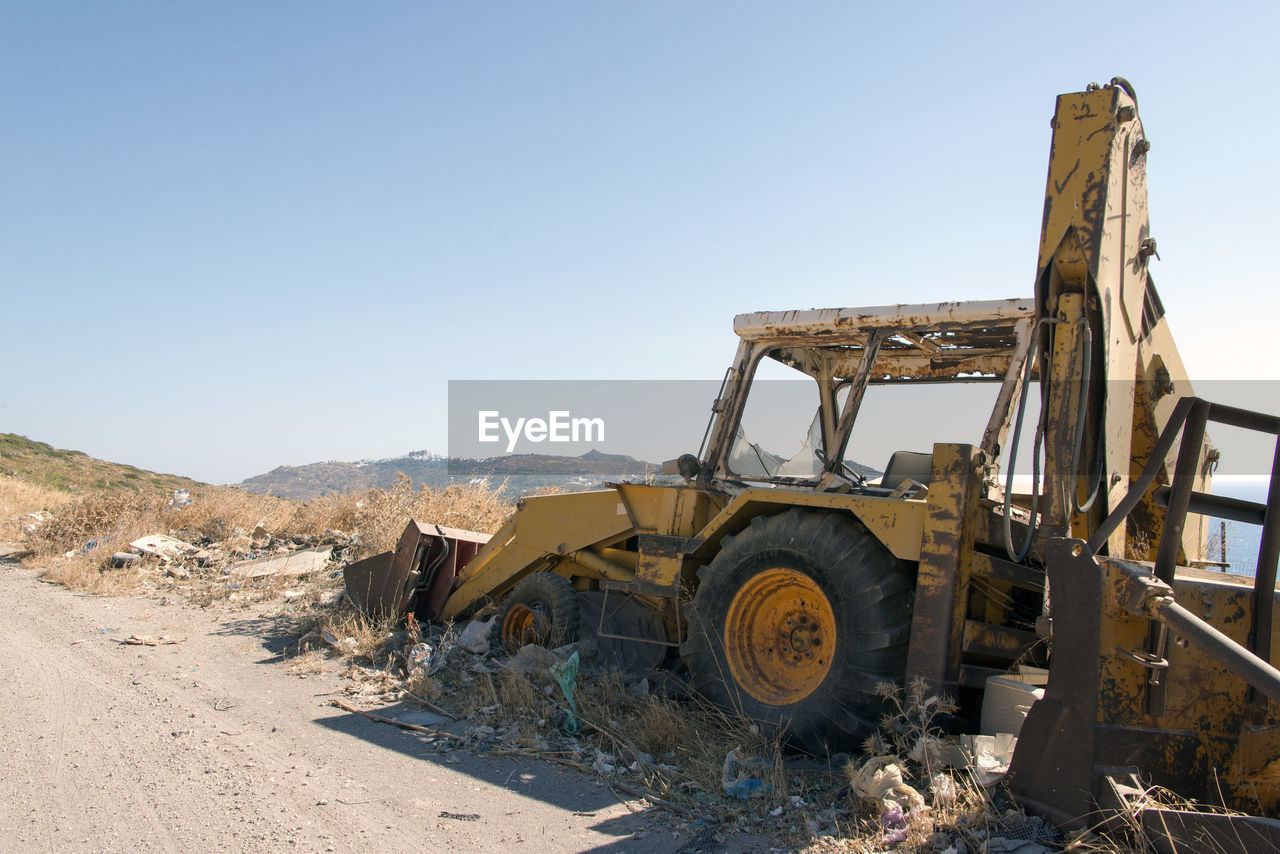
[699,299,1038,497]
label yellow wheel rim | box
[502,603,548,649]
[724,568,835,706]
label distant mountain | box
[236,450,660,500]
[0,433,203,495]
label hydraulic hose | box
[1003,317,1060,562]
[1068,317,1107,513]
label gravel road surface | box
[0,566,743,853]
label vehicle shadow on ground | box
[312,706,709,853]
[208,610,747,852]
[209,614,306,664]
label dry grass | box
[0,475,72,540]
[284,475,512,555]
[9,474,516,598]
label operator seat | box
[880,451,932,491]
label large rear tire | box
[681,510,913,754]
[493,572,581,653]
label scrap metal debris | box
[129,534,202,563]
[330,698,457,741]
[228,546,333,579]
[117,634,187,646]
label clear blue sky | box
[3,2,1277,484]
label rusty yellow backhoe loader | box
[346,78,1280,845]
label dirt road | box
[0,567,733,853]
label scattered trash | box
[457,616,494,655]
[439,811,480,822]
[990,814,1057,847]
[166,489,192,510]
[850,756,926,812]
[117,634,187,646]
[985,839,1050,854]
[320,628,358,655]
[395,708,447,728]
[407,642,444,676]
[591,749,616,774]
[721,746,773,800]
[65,537,112,558]
[228,546,333,579]
[129,534,199,562]
[551,638,597,662]
[505,643,561,676]
[952,733,1017,786]
[109,552,142,568]
[981,675,1044,737]
[20,512,48,536]
[930,772,958,805]
[549,650,581,734]
[880,803,924,844]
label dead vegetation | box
[7,474,512,601]
[0,475,71,541]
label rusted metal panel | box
[796,350,1017,381]
[416,524,492,621]
[344,520,491,620]
[732,298,1034,341]
[342,551,396,617]
[961,619,1039,660]
[633,533,701,592]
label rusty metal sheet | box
[416,524,491,621]
[342,550,397,617]
[343,520,491,620]
[732,298,1034,341]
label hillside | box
[0,434,203,494]
[237,447,884,501]
[237,450,660,500]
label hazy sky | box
[3,2,1278,484]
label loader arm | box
[437,489,636,622]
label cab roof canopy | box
[732,298,1036,383]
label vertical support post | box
[1145,399,1209,714]
[905,443,982,694]
[1154,399,1209,584]
[1250,434,1280,669]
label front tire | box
[681,510,913,754]
[493,572,580,653]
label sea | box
[1206,478,1271,578]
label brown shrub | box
[0,476,72,540]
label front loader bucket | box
[343,520,490,621]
